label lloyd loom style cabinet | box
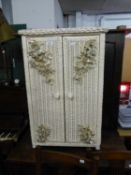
[19,28,107,149]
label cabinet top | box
[18,27,108,36]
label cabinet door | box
[24,36,65,145]
[63,35,103,145]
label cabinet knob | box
[53,93,60,100]
[68,93,73,100]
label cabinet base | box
[32,142,100,150]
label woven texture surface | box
[20,28,106,149]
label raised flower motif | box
[28,40,55,84]
[74,40,97,81]
[36,124,50,143]
[78,125,94,144]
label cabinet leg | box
[95,145,100,150]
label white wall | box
[82,14,98,27]
[67,12,98,28]
[12,0,64,28]
[11,0,56,28]
[54,0,64,28]
[0,0,2,7]
[3,0,131,29]
[67,12,131,29]
[99,14,131,28]
[1,0,13,24]
[68,15,76,27]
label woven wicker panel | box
[25,36,65,144]
[63,36,99,144]
[20,28,106,149]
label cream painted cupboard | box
[19,28,107,149]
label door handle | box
[53,92,60,100]
[68,93,73,100]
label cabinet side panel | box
[21,36,35,146]
[25,36,65,146]
[96,33,106,146]
[63,35,102,146]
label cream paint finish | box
[19,28,107,149]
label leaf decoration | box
[28,40,55,84]
[74,40,97,81]
[78,125,94,144]
[36,124,50,143]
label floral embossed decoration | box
[74,40,97,81]
[28,40,55,84]
[78,125,95,144]
[36,124,50,143]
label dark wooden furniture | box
[88,151,131,175]
[4,130,131,175]
[0,24,27,115]
[35,147,98,175]
[0,25,28,159]
[102,29,126,130]
[0,86,28,114]
[5,130,98,175]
